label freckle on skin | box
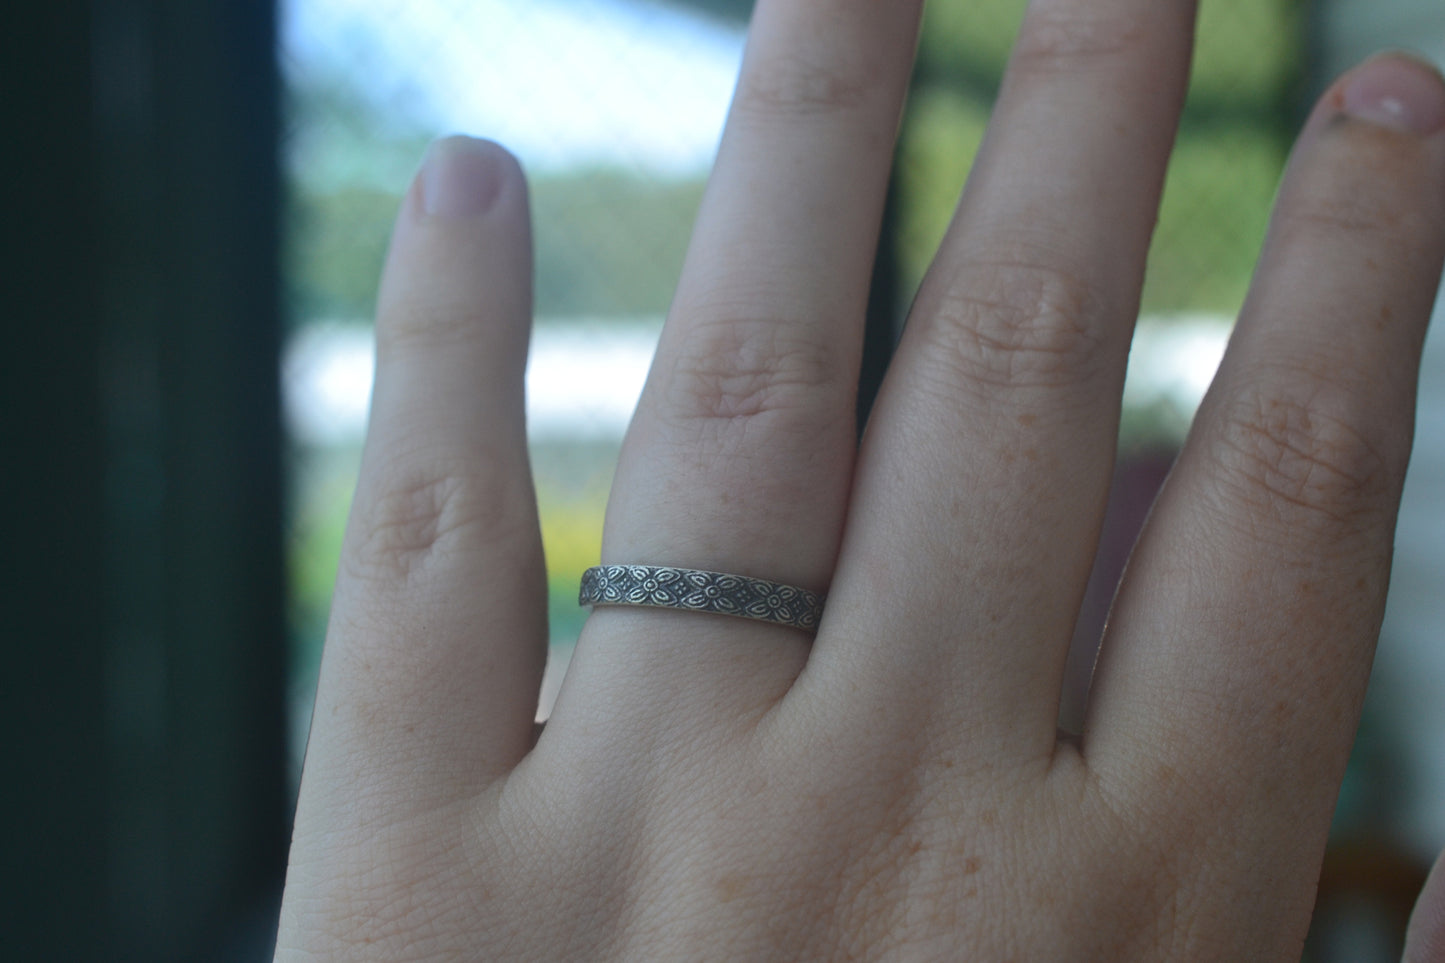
[979,809,996,826]
[1018,413,1037,428]
[717,876,743,903]
[963,857,981,875]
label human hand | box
[274,0,1445,958]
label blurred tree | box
[288,169,706,322]
[898,0,1303,317]
[531,172,704,316]
[286,186,396,323]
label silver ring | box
[579,565,825,633]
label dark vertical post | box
[5,1,288,959]
[4,3,111,959]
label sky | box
[281,0,748,176]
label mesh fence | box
[279,0,1302,724]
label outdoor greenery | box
[901,0,1301,313]
[898,102,1286,314]
[287,171,704,323]
[918,0,1301,103]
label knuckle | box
[920,256,1110,397]
[663,317,845,428]
[1276,192,1408,246]
[1276,130,1440,249]
[735,52,869,119]
[345,456,531,586]
[1210,378,1403,536]
[1010,8,1149,74]
[375,298,493,362]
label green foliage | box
[1144,128,1282,314]
[540,486,609,644]
[900,0,1298,319]
[1192,0,1302,106]
[895,86,989,296]
[916,0,1027,82]
[286,171,706,324]
[285,448,360,679]
[917,0,1300,107]
[532,440,619,644]
[286,187,397,323]
[894,95,1281,317]
[531,171,705,317]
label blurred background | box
[8,0,1445,959]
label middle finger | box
[808,0,1200,761]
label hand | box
[274,0,1445,957]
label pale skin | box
[274,0,1445,958]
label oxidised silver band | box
[579,565,824,633]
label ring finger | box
[550,0,924,730]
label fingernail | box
[419,137,506,218]
[1339,53,1445,135]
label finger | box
[556,0,924,723]
[299,138,546,819]
[804,0,1199,758]
[1086,54,1445,867]
[1406,848,1445,963]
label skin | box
[275,0,1445,958]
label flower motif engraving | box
[578,565,824,631]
